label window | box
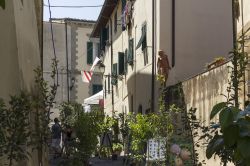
[100,27,108,50]
[114,11,117,33]
[124,49,128,74]
[111,63,118,85]
[128,38,134,65]
[118,52,125,75]
[96,43,100,57]
[136,24,147,52]
[136,24,148,65]
[104,79,107,98]
[138,104,143,114]
[141,24,147,51]
[108,74,110,94]
[92,84,103,95]
[87,42,93,64]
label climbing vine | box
[205,29,250,166]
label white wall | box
[103,0,154,116]
[43,21,103,106]
[156,0,233,86]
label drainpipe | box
[241,0,246,107]
[65,21,70,102]
[151,0,155,113]
[41,0,44,71]
[110,18,114,114]
[232,0,239,107]
[172,0,175,67]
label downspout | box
[241,0,246,107]
[172,0,175,67]
[232,0,239,107]
[110,18,114,114]
[65,21,70,102]
[41,0,44,71]
[151,0,155,113]
[134,25,137,113]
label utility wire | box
[44,4,103,8]
[47,0,59,86]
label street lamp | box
[98,61,106,75]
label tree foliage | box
[0,93,32,166]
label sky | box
[43,0,105,21]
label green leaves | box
[210,102,226,120]
[206,135,224,159]
[219,108,235,130]
[223,125,239,147]
[0,92,32,165]
[237,138,250,159]
[0,0,5,9]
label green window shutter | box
[118,52,125,75]
[136,25,147,50]
[112,63,118,76]
[128,38,134,65]
[111,63,118,85]
[87,42,93,64]
[101,27,108,50]
[114,11,118,33]
[141,24,147,51]
[124,49,128,74]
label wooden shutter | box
[118,52,125,75]
[101,28,108,50]
[112,63,118,76]
[87,42,93,64]
[124,49,128,74]
[128,38,134,65]
[114,11,118,33]
[108,74,110,94]
[111,63,118,85]
[141,24,147,51]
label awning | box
[83,90,103,105]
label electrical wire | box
[47,0,59,86]
[44,4,103,8]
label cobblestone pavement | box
[90,157,124,166]
[49,155,124,166]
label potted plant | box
[112,143,123,156]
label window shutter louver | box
[111,63,118,85]
[87,42,93,64]
[118,52,125,75]
[124,49,128,74]
[141,24,147,51]
[128,38,134,65]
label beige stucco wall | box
[182,62,242,165]
[103,0,154,116]
[43,21,102,109]
[103,0,235,116]
[73,23,102,103]
[237,0,250,32]
[0,0,42,165]
[156,0,234,86]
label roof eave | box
[90,0,117,38]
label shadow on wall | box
[126,72,154,114]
